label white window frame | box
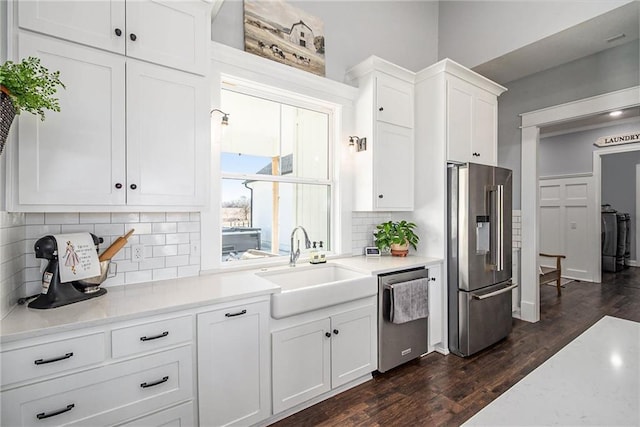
[202,42,358,273]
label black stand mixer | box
[28,234,108,309]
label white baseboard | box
[520,300,538,323]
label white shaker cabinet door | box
[376,74,414,128]
[17,0,126,55]
[374,122,414,210]
[17,32,126,206]
[446,76,474,164]
[125,60,209,207]
[272,318,331,414]
[125,0,209,75]
[197,301,270,427]
[471,90,498,166]
[331,305,377,388]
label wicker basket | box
[0,87,17,155]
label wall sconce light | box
[349,136,367,152]
[210,108,230,125]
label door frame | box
[519,86,640,323]
[593,144,640,281]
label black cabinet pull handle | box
[115,183,122,189]
[140,331,169,341]
[36,404,74,420]
[378,194,384,198]
[325,332,331,338]
[34,352,73,365]
[333,329,339,335]
[225,309,247,317]
[114,28,122,37]
[140,376,169,388]
[130,184,137,190]
[378,107,384,111]
[130,33,137,41]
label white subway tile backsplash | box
[152,222,177,234]
[153,267,177,281]
[140,234,166,246]
[140,213,166,223]
[166,233,190,245]
[111,213,140,223]
[2,211,201,312]
[95,223,125,237]
[178,222,199,233]
[45,213,79,224]
[166,255,190,268]
[80,213,111,224]
[125,270,153,283]
[25,224,61,239]
[166,212,190,222]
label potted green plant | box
[373,220,419,257]
[0,56,65,154]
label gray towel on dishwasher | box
[388,278,429,324]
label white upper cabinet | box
[17,0,209,75]
[346,56,415,211]
[9,0,211,211]
[17,32,127,206]
[126,60,209,206]
[446,73,502,166]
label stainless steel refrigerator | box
[447,163,516,357]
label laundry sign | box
[594,131,640,147]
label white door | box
[272,318,331,414]
[539,175,596,281]
[375,74,413,128]
[126,59,209,207]
[18,0,126,54]
[197,302,270,427]
[374,122,413,210]
[331,305,376,388]
[18,32,126,206]
[428,264,444,348]
[125,0,208,75]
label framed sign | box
[594,131,640,147]
[244,0,326,77]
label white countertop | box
[463,316,640,426]
[1,255,441,343]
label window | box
[220,87,332,263]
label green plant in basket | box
[373,220,419,252]
[0,56,65,120]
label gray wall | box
[498,39,640,208]
[437,0,632,68]
[539,121,640,176]
[601,151,640,260]
[211,0,439,83]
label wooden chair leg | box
[556,277,562,296]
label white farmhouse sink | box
[257,263,377,319]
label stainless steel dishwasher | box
[378,267,430,373]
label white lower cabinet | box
[197,300,270,427]
[0,314,196,427]
[272,303,377,414]
[427,264,445,348]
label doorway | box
[519,86,640,323]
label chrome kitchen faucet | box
[289,226,311,267]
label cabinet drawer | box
[111,315,192,358]
[1,345,193,427]
[116,401,195,427]
[1,332,105,388]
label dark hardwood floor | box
[272,267,640,427]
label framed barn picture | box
[244,0,326,77]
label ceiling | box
[473,1,640,85]
[539,106,640,136]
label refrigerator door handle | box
[488,184,504,272]
[471,282,517,300]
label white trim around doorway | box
[519,86,640,323]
